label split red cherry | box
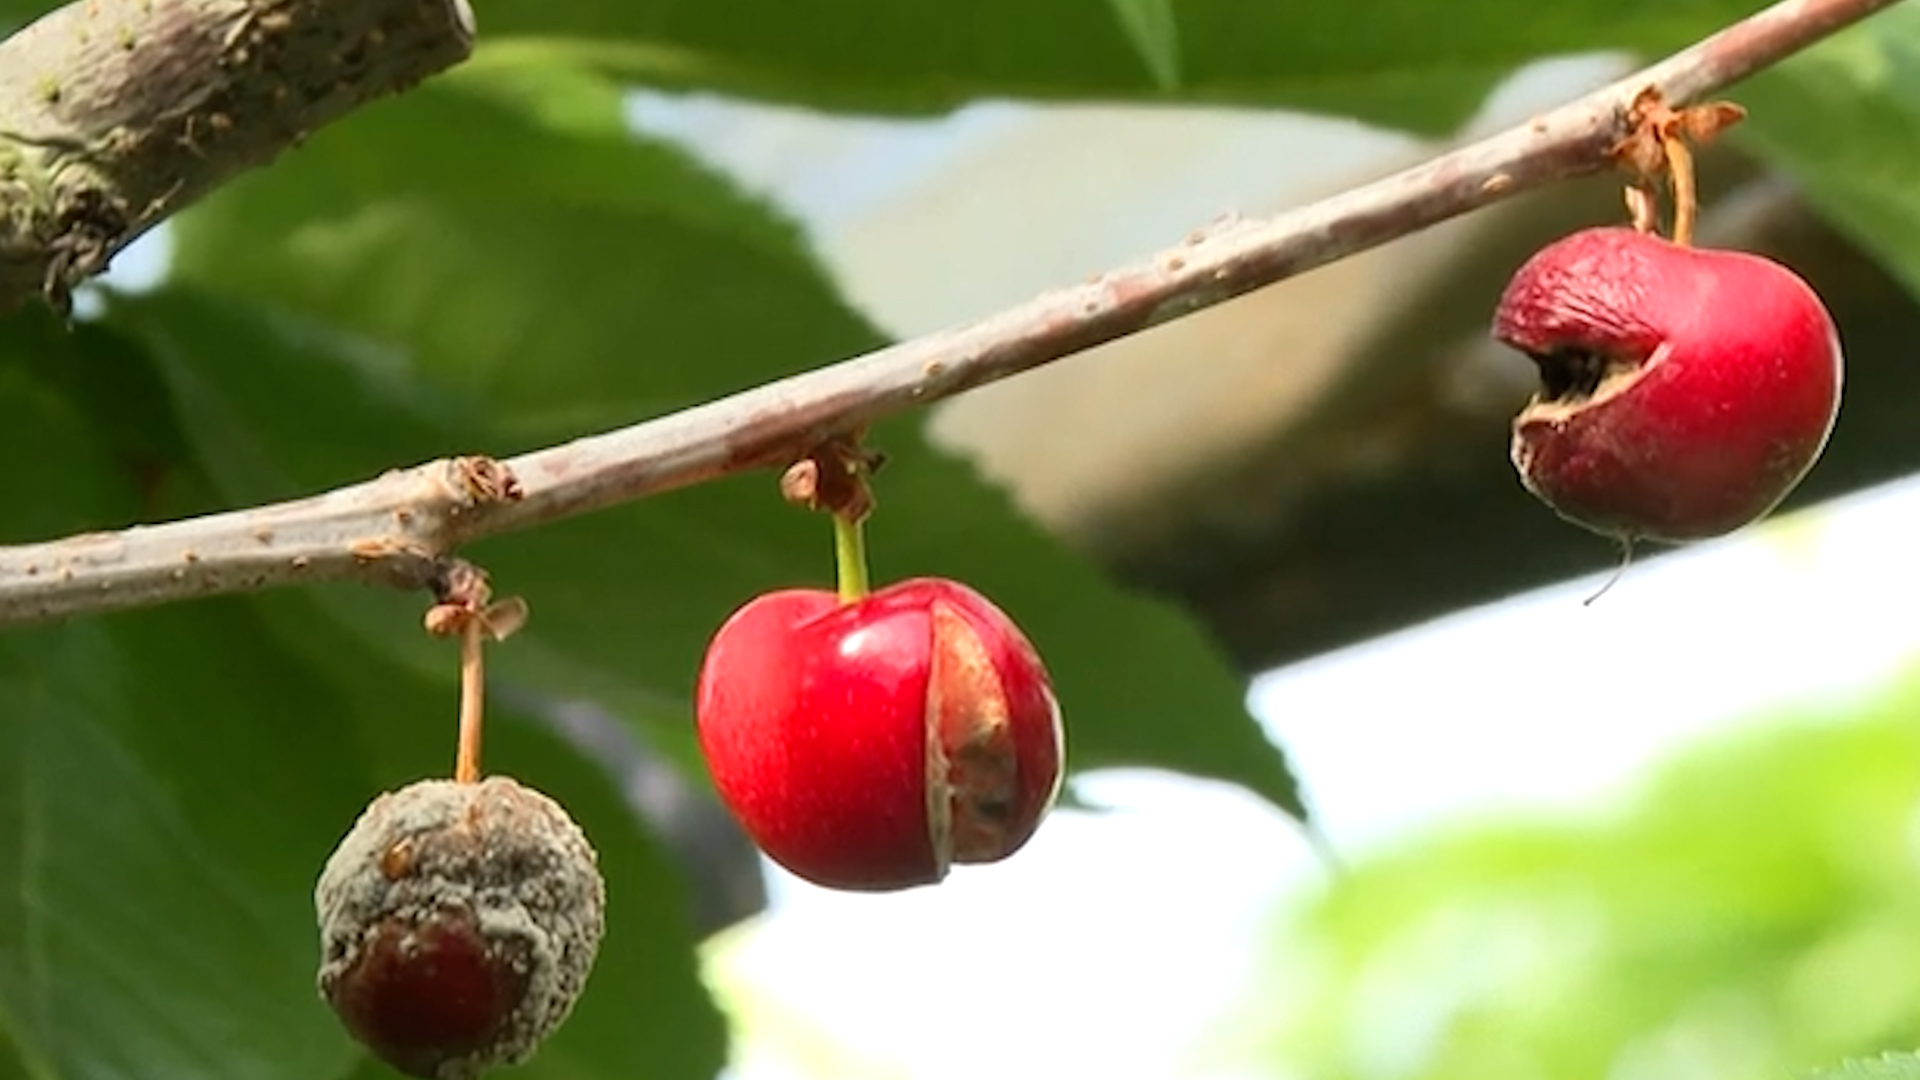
[1494,226,1842,543]
[695,577,1064,891]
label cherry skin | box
[1494,226,1842,543]
[695,577,1064,891]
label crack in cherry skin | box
[1494,227,1843,543]
[695,577,1064,892]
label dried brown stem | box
[454,618,485,783]
[0,0,1893,631]
[1666,134,1700,246]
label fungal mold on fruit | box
[696,577,1064,892]
[315,776,605,1080]
[1494,226,1842,543]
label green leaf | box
[0,309,180,540]
[167,58,851,442]
[1804,1055,1920,1080]
[0,600,373,1080]
[5,0,1758,132]
[1738,6,1920,299]
[0,1025,38,1080]
[1105,0,1182,90]
[478,0,1757,133]
[157,58,1304,813]
[1201,681,1920,1080]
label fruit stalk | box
[1664,135,1699,247]
[833,512,872,604]
[455,619,486,784]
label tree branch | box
[0,0,475,312]
[0,0,1894,630]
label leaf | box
[1737,6,1920,299]
[0,309,179,541]
[168,58,852,443]
[0,599,373,1080]
[156,58,1305,813]
[1105,0,1182,90]
[1805,1055,1920,1080]
[1203,684,1920,1080]
[475,0,1759,133]
[0,1026,37,1080]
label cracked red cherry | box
[1494,226,1842,543]
[315,776,605,1080]
[695,577,1064,891]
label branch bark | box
[0,0,474,312]
[0,0,1895,630]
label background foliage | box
[0,0,1914,1077]
[1197,669,1920,1080]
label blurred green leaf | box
[477,0,1756,133]
[169,58,846,442]
[156,59,1304,813]
[0,0,1777,133]
[0,1027,36,1080]
[1198,677,1920,1080]
[0,316,361,1080]
[0,600,372,1080]
[0,310,178,540]
[1105,0,1182,91]
[1805,1055,1920,1080]
[1739,6,1920,299]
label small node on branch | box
[778,434,885,523]
[423,558,528,643]
[446,456,525,508]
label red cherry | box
[695,577,1064,891]
[1494,226,1842,542]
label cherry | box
[315,776,605,1080]
[1494,226,1842,543]
[695,577,1064,891]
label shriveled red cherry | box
[1494,226,1842,542]
[315,776,605,1080]
[695,577,1064,891]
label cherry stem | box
[454,618,486,783]
[1663,133,1698,246]
[833,511,871,604]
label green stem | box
[833,511,871,604]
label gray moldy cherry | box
[315,775,605,1080]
